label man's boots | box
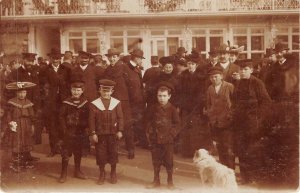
[74,155,87,179]
[110,164,117,184]
[146,166,160,188]
[58,160,68,183]
[167,170,175,189]
[97,166,105,185]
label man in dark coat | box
[104,48,135,159]
[122,49,147,151]
[264,43,299,188]
[44,50,69,157]
[232,59,272,185]
[71,51,104,102]
[143,56,161,107]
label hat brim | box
[6,82,37,90]
[130,53,145,59]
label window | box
[192,28,224,58]
[68,31,99,54]
[233,27,264,59]
[110,30,142,54]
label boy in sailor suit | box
[58,77,89,183]
[89,79,124,185]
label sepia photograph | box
[0,0,299,192]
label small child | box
[58,77,89,183]
[5,81,36,172]
[89,79,123,185]
[205,66,235,169]
[145,81,180,189]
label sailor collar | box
[91,97,120,111]
[8,98,34,109]
[63,98,88,108]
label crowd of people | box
[0,41,298,189]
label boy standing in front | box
[89,79,123,185]
[58,77,89,183]
[205,66,235,169]
[145,81,180,189]
[233,59,271,185]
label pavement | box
[0,133,298,193]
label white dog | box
[193,149,238,190]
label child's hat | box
[208,66,224,75]
[236,59,253,68]
[70,74,85,88]
[99,79,116,91]
[6,82,36,90]
[157,81,175,93]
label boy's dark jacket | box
[89,97,124,135]
[59,96,89,138]
[145,102,181,144]
[232,75,272,127]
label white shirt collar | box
[214,82,222,94]
[220,61,230,69]
[80,64,88,71]
[279,58,287,65]
[130,60,137,67]
[52,64,60,72]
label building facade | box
[1,0,299,68]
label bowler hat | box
[105,48,121,57]
[186,55,201,64]
[22,53,37,61]
[78,51,91,59]
[6,81,36,90]
[47,49,63,59]
[130,49,145,59]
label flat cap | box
[99,79,116,90]
[208,66,224,75]
[157,81,175,92]
[236,59,253,68]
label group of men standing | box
[1,41,299,188]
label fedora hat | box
[105,48,121,57]
[47,49,63,59]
